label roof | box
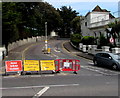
[85,5,114,18]
[92,5,110,12]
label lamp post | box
[107,28,112,37]
[45,22,48,51]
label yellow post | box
[47,47,51,54]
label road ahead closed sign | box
[24,60,40,71]
[5,60,22,72]
[40,60,55,71]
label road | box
[2,39,120,97]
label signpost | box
[45,22,48,51]
[109,37,114,43]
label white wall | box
[0,47,6,61]
[90,12,110,23]
[81,11,113,37]
[81,15,93,36]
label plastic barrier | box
[5,59,80,75]
[23,60,40,71]
[55,59,80,74]
[40,60,55,71]
[5,60,22,72]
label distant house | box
[81,5,116,37]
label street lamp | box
[107,28,112,38]
[45,22,48,51]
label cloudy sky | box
[44,0,120,16]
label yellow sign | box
[40,60,55,71]
[24,60,40,71]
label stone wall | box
[8,36,45,51]
[0,36,46,61]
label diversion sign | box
[5,60,22,72]
[40,60,55,71]
[24,60,40,71]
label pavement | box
[63,41,94,60]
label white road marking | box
[54,48,61,52]
[88,62,94,65]
[1,84,79,90]
[33,86,49,97]
[9,52,21,54]
[87,64,120,74]
[81,65,119,76]
[51,53,59,58]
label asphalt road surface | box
[2,39,120,98]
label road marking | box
[85,64,120,74]
[62,41,70,54]
[81,65,119,76]
[54,48,61,52]
[9,52,21,54]
[51,53,59,58]
[1,84,79,90]
[33,86,49,97]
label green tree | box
[107,21,120,46]
[99,34,108,46]
[81,36,96,45]
[71,16,81,34]
[70,33,82,47]
[2,2,62,47]
[2,2,22,47]
[57,6,79,37]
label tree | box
[107,21,120,46]
[2,2,62,47]
[70,33,82,47]
[2,2,22,48]
[57,6,79,37]
[71,16,81,34]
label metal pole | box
[45,22,48,51]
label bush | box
[70,34,82,47]
[81,36,96,45]
[99,34,108,46]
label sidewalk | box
[63,41,94,60]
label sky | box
[44,0,120,17]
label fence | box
[78,43,120,54]
[5,59,81,75]
[8,36,46,51]
[0,36,48,62]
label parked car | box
[93,52,120,70]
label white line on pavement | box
[81,65,119,75]
[33,86,49,98]
[1,84,79,90]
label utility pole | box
[45,22,48,52]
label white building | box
[50,31,58,37]
[81,5,116,37]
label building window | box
[85,22,87,26]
